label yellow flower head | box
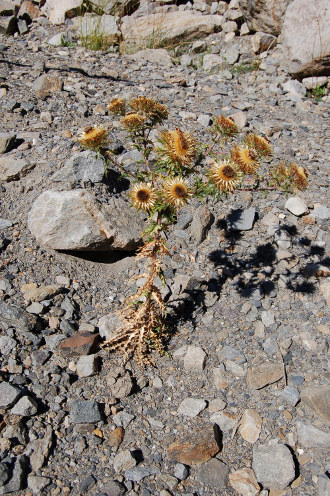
[162,177,192,208]
[121,113,146,130]
[108,98,126,115]
[209,159,243,192]
[129,96,168,122]
[231,146,259,174]
[246,134,272,156]
[130,183,157,211]
[291,164,309,190]
[158,128,197,165]
[78,126,109,150]
[215,115,238,136]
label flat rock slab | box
[21,283,65,304]
[0,300,37,331]
[0,155,35,181]
[28,190,145,251]
[0,132,16,154]
[227,207,256,231]
[246,362,283,389]
[300,385,330,422]
[252,442,295,490]
[69,399,102,423]
[229,467,260,496]
[168,427,220,465]
[296,421,330,448]
[32,74,63,100]
[51,150,105,184]
[197,458,229,489]
[58,331,98,356]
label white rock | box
[76,355,98,378]
[239,409,262,443]
[285,196,308,216]
[183,345,206,371]
[210,411,237,432]
[261,311,275,327]
[113,449,137,473]
[45,0,83,25]
[178,398,207,417]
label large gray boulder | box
[121,11,223,46]
[28,190,145,251]
[282,0,330,77]
[238,0,292,36]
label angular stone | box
[301,385,330,422]
[168,428,220,465]
[21,283,64,304]
[178,398,207,417]
[76,354,98,378]
[0,155,34,182]
[0,132,16,154]
[285,197,308,216]
[203,53,222,71]
[30,427,53,471]
[229,467,260,496]
[252,442,295,490]
[0,16,17,35]
[239,0,290,36]
[0,382,21,409]
[121,12,223,46]
[239,409,262,443]
[105,426,125,449]
[282,0,330,77]
[27,475,51,494]
[0,300,37,331]
[302,76,328,90]
[58,332,98,356]
[0,335,16,355]
[79,13,120,43]
[197,458,229,488]
[190,205,214,244]
[280,385,300,406]
[183,345,206,371]
[246,362,283,389]
[51,150,105,184]
[174,463,189,480]
[69,399,102,423]
[228,110,247,129]
[113,449,136,473]
[28,190,145,251]
[296,421,330,448]
[45,0,83,24]
[112,411,135,428]
[18,0,41,20]
[98,312,122,341]
[251,31,277,54]
[227,207,256,231]
[125,466,158,482]
[11,396,38,416]
[210,411,237,432]
[0,456,27,494]
[32,74,63,100]
[110,372,133,400]
[126,48,173,66]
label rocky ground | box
[0,15,329,496]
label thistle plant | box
[77,98,308,366]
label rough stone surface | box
[252,442,295,490]
[28,190,145,251]
[177,398,207,417]
[0,382,21,409]
[0,301,37,333]
[285,196,308,216]
[301,385,330,422]
[69,399,102,423]
[58,331,98,356]
[190,205,214,243]
[168,428,220,465]
[79,13,120,43]
[0,132,16,154]
[197,458,229,488]
[45,0,83,25]
[239,0,292,35]
[32,74,63,100]
[183,346,206,371]
[11,396,38,416]
[239,409,262,443]
[51,150,105,184]
[296,421,330,448]
[229,467,260,496]
[246,362,283,389]
[227,207,256,231]
[282,0,330,77]
[0,155,34,181]
[113,450,137,473]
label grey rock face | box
[124,466,158,482]
[28,190,145,251]
[252,442,295,489]
[32,74,63,100]
[238,0,292,36]
[0,156,34,182]
[0,133,16,154]
[0,382,21,409]
[296,421,330,448]
[69,399,102,423]
[0,335,16,355]
[0,300,37,331]
[282,0,330,77]
[190,205,214,243]
[11,396,38,416]
[51,150,105,184]
[0,456,27,495]
[301,385,330,422]
[227,207,256,231]
[197,458,229,488]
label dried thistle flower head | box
[158,128,197,166]
[108,98,126,115]
[231,146,259,174]
[129,96,168,122]
[121,113,146,131]
[291,164,309,190]
[209,159,243,192]
[246,134,272,156]
[78,126,109,150]
[215,115,239,136]
[162,177,192,208]
[130,182,157,211]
